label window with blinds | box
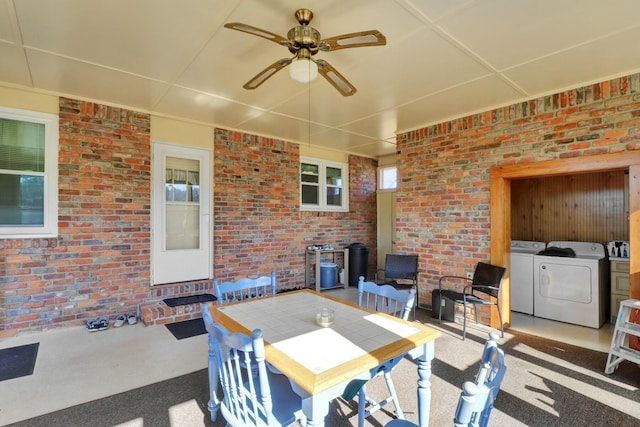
[0,107,58,237]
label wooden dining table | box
[209,289,442,427]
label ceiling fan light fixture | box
[289,59,318,83]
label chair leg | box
[358,386,367,427]
[474,303,479,324]
[383,371,405,420]
[412,288,417,320]
[462,302,467,340]
[207,335,220,421]
[496,304,504,337]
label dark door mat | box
[165,318,207,340]
[0,342,39,382]
[163,293,216,308]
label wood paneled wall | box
[511,170,628,244]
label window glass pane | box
[190,184,200,203]
[301,163,319,184]
[326,166,342,186]
[326,187,342,207]
[165,157,200,250]
[301,173,319,184]
[0,107,57,237]
[380,167,397,190]
[0,116,46,228]
[188,171,200,202]
[0,173,44,226]
[173,184,187,202]
[302,185,319,205]
[0,118,45,172]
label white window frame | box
[0,106,59,238]
[378,165,397,191]
[300,156,349,212]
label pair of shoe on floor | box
[86,313,137,332]
[114,313,137,327]
[86,316,109,332]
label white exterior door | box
[152,142,211,285]
[376,191,396,270]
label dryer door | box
[537,260,593,303]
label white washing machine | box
[511,240,546,315]
[533,241,608,328]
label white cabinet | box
[610,260,630,323]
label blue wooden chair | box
[202,306,307,427]
[352,277,416,427]
[214,271,276,304]
[385,332,507,427]
[454,342,506,426]
[205,272,278,421]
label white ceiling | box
[2,0,640,158]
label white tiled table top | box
[217,291,420,373]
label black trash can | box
[431,289,455,321]
[347,243,369,287]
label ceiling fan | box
[224,8,386,96]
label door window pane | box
[165,157,200,250]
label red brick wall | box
[213,129,378,288]
[0,107,378,336]
[397,73,640,308]
[1,98,152,336]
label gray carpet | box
[7,310,640,427]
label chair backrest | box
[202,306,275,427]
[471,262,506,299]
[215,271,276,305]
[358,277,416,320]
[475,332,501,385]
[384,254,418,281]
[454,345,507,427]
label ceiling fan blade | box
[315,59,356,97]
[243,58,293,90]
[319,30,386,51]
[224,23,293,48]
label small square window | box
[379,166,397,190]
[301,157,348,212]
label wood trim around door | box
[490,150,640,330]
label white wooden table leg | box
[417,341,435,427]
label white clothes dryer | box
[533,241,608,328]
[511,240,546,315]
